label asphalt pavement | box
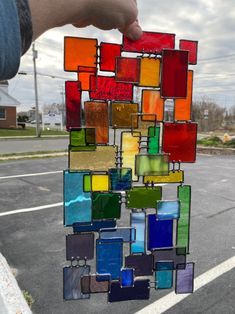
[0,155,234,314]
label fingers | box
[119,19,143,41]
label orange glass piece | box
[84,101,109,144]
[64,37,97,72]
[174,71,193,121]
[141,90,164,121]
[77,66,97,91]
[139,58,160,87]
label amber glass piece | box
[69,146,116,171]
[142,90,164,121]
[100,42,122,72]
[77,66,97,91]
[84,101,108,144]
[115,57,140,83]
[65,81,81,130]
[139,58,160,87]
[111,102,138,128]
[64,37,97,71]
[144,170,184,184]
[161,50,189,98]
[123,32,175,53]
[174,71,193,121]
[89,76,133,101]
[163,122,197,162]
[179,40,198,65]
[121,132,140,181]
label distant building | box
[0,81,20,128]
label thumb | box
[119,20,143,41]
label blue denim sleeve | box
[0,0,21,80]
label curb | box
[197,146,235,155]
[0,152,67,161]
[0,253,32,314]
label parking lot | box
[0,155,234,314]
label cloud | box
[9,0,235,111]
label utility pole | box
[32,42,41,137]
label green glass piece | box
[177,185,191,253]
[135,154,169,176]
[84,175,91,192]
[126,187,162,209]
[70,128,96,151]
[148,127,160,154]
[92,192,121,219]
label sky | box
[9,0,235,112]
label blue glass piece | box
[148,214,173,250]
[63,265,90,300]
[155,261,173,289]
[121,268,134,287]
[73,220,116,233]
[131,212,145,254]
[157,200,180,220]
[99,227,135,242]
[96,238,123,280]
[108,280,150,302]
[108,168,132,191]
[64,170,91,226]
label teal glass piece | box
[131,212,145,254]
[92,192,121,219]
[64,170,92,226]
[148,126,160,154]
[135,154,170,176]
[108,168,132,191]
[155,261,173,289]
[126,187,162,209]
[69,128,96,151]
[157,200,180,220]
[177,185,191,253]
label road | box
[0,155,234,314]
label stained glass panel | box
[115,57,140,83]
[123,31,175,53]
[100,227,135,242]
[111,102,138,128]
[126,187,162,209]
[161,50,189,98]
[100,42,122,72]
[152,247,187,270]
[130,212,145,254]
[144,170,184,184]
[175,262,194,294]
[73,220,116,233]
[64,37,97,71]
[69,128,96,151]
[91,174,109,192]
[92,192,121,220]
[108,168,132,191]
[65,81,81,130]
[155,261,174,289]
[139,58,160,87]
[77,66,97,91]
[125,254,153,276]
[135,154,170,176]
[179,40,198,65]
[148,127,160,154]
[148,214,173,250]
[142,90,164,121]
[120,268,134,287]
[157,200,180,220]
[81,275,110,293]
[66,233,94,260]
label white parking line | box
[0,203,63,217]
[0,171,63,180]
[135,255,235,314]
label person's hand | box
[29,0,142,41]
[72,0,143,41]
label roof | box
[0,87,20,107]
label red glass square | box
[65,81,81,130]
[115,57,140,83]
[89,76,133,101]
[84,101,109,144]
[100,42,122,72]
[123,31,175,53]
[163,122,197,162]
[161,50,189,98]
[179,40,198,65]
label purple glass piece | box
[175,262,194,294]
[125,254,153,276]
[152,247,186,270]
[108,280,150,302]
[66,233,94,260]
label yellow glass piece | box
[143,170,184,184]
[91,175,109,191]
[121,132,140,181]
[69,146,116,171]
[139,58,160,87]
